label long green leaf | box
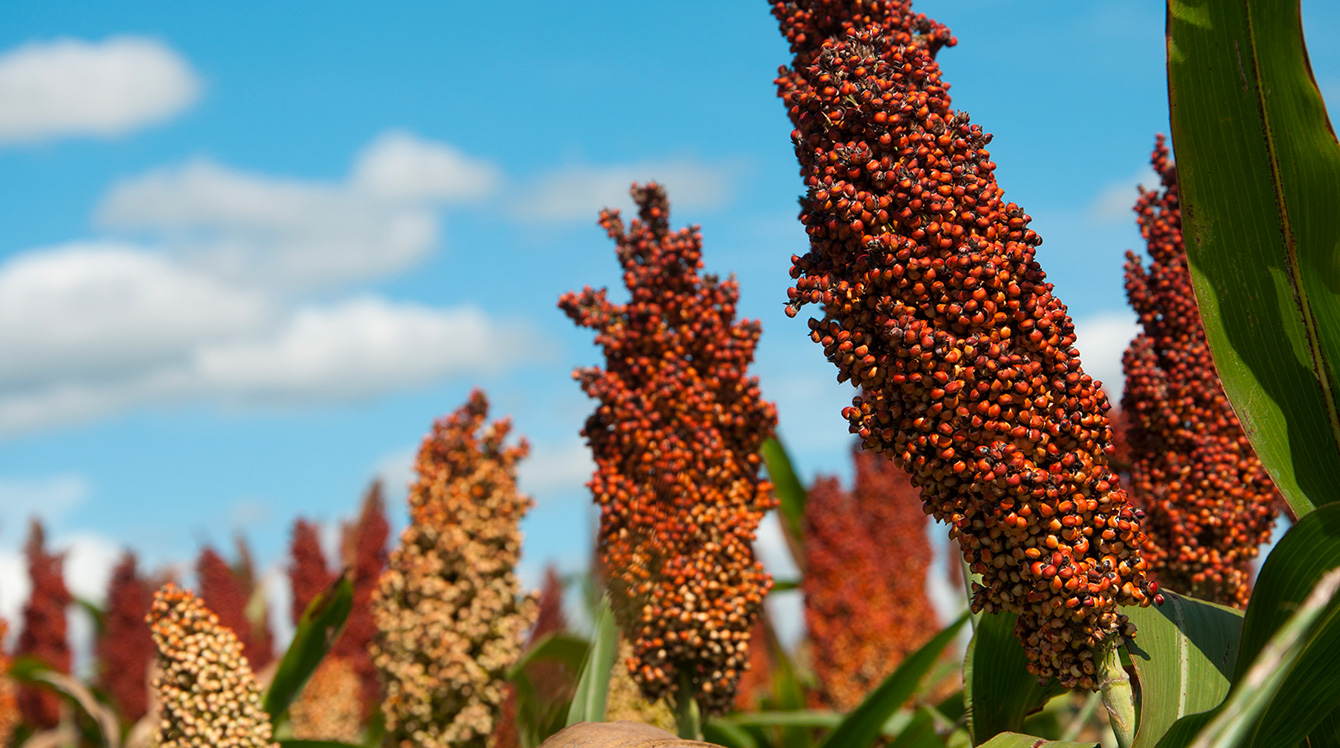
[263,572,354,723]
[1124,591,1243,748]
[976,733,1097,748]
[965,611,1066,745]
[1168,0,1340,519]
[887,707,945,748]
[762,435,808,561]
[508,631,590,680]
[816,614,968,748]
[10,657,121,748]
[1154,504,1340,748]
[565,593,618,726]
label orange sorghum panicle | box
[371,390,537,748]
[559,183,779,714]
[803,444,938,709]
[771,1,1156,688]
[99,551,155,724]
[148,584,277,748]
[16,520,71,729]
[0,620,17,747]
[1122,136,1279,608]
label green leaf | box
[975,733,1097,748]
[1124,591,1243,748]
[704,720,762,748]
[762,435,808,561]
[565,593,618,726]
[1153,505,1340,748]
[263,572,354,723]
[509,631,589,680]
[887,707,945,748]
[9,658,120,748]
[1168,0,1340,519]
[816,613,969,748]
[965,611,1066,745]
[770,579,801,593]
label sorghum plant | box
[288,518,335,624]
[494,566,571,748]
[148,584,276,748]
[1121,136,1279,608]
[371,390,536,748]
[0,620,17,747]
[771,0,1156,687]
[560,183,778,714]
[99,551,155,723]
[803,444,938,710]
[289,657,362,743]
[196,547,273,671]
[335,482,389,717]
[16,520,70,729]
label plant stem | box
[1062,690,1103,742]
[676,672,702,741]
[1098,643,1137,748]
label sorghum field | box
[2,2,1340,748]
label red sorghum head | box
[288,519,335,625]
[0,619,18,747]
[560,182,779,713]
[771,1,1155,688]
[99,551,155,724]
[1121,136,1279,608]
[371,390,536,748]
[803,444,938,709]
[196,547,273,671]
[333,481,389,719]
[148,584,276,748]
[16,520,71,729]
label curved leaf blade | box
[263,572,354,723]
[816,613,968,748]
[965,611,1066,745]
[566,593,618,726]
[975,733,1097,748]
[762,435,808,562]
[1124,592,1243,748]
[1168,0,1340,518]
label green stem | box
[676,671,703,741]
[1098,643,1137,748]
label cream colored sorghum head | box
[289,656,361,743]
[371,390,537,748]
[147,584,276,748]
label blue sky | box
[1,1,1336,647]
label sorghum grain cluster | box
[100,552,155,723]
[560,183,778,713]
[288,519,335,624]
[1122,136,1278,608]
[0,620,17,747]
[371,391,536,748]
[771,0,1155,687]
[334,483,389,717]
[289,657,362,743]
[148,584,277,748]
[16,521,70,729]
[803,444,938,709]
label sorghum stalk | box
[802,443,938,709]
[148,584,277,748]
[1121,136,1279,608]
[560,183,778,715]
[371,390,536,748]
[99,551,155,723]
[771,0,1156,688]
[16,520,71,729]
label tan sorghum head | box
[147,584,276,748]
[371,390,537,748]
[289,656,362,743]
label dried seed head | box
[333,482,390,718]
[1121,136,1280,608]
[99,552,155,723]
[560,183,779,713]
[288,519,335,625]
[772,1,1153,688]
[371,390,537,748]
[803,444,938,709]
[148,584,277,748]
[289,656,362,744]
[16,520,70,729]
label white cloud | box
[0,36,200,145]
[0,293,546,436]
[0,243,272,389]
[373,447,416,507]
[352,130,500,202]
[0,474,90,527]
[1073,311,1140,402]
[1088,165,1161,223]
[518,159,740,221]
[517,439,594,497]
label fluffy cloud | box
[1073,311,1140,402]
[0,474,90,527]
[516,439,594,497]
[352,130,500,202]
[0,36,200,145]
[517,158,739,221]
[1088,164,1161,223]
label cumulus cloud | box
[518,158,740,221]
[0,36,200,145]
[1073,311,1139,402]
[352,130,500,202]
[0,474,90,528]
[1088,164,1161,223]
[517,439,594,497]
[0,292,546,437]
